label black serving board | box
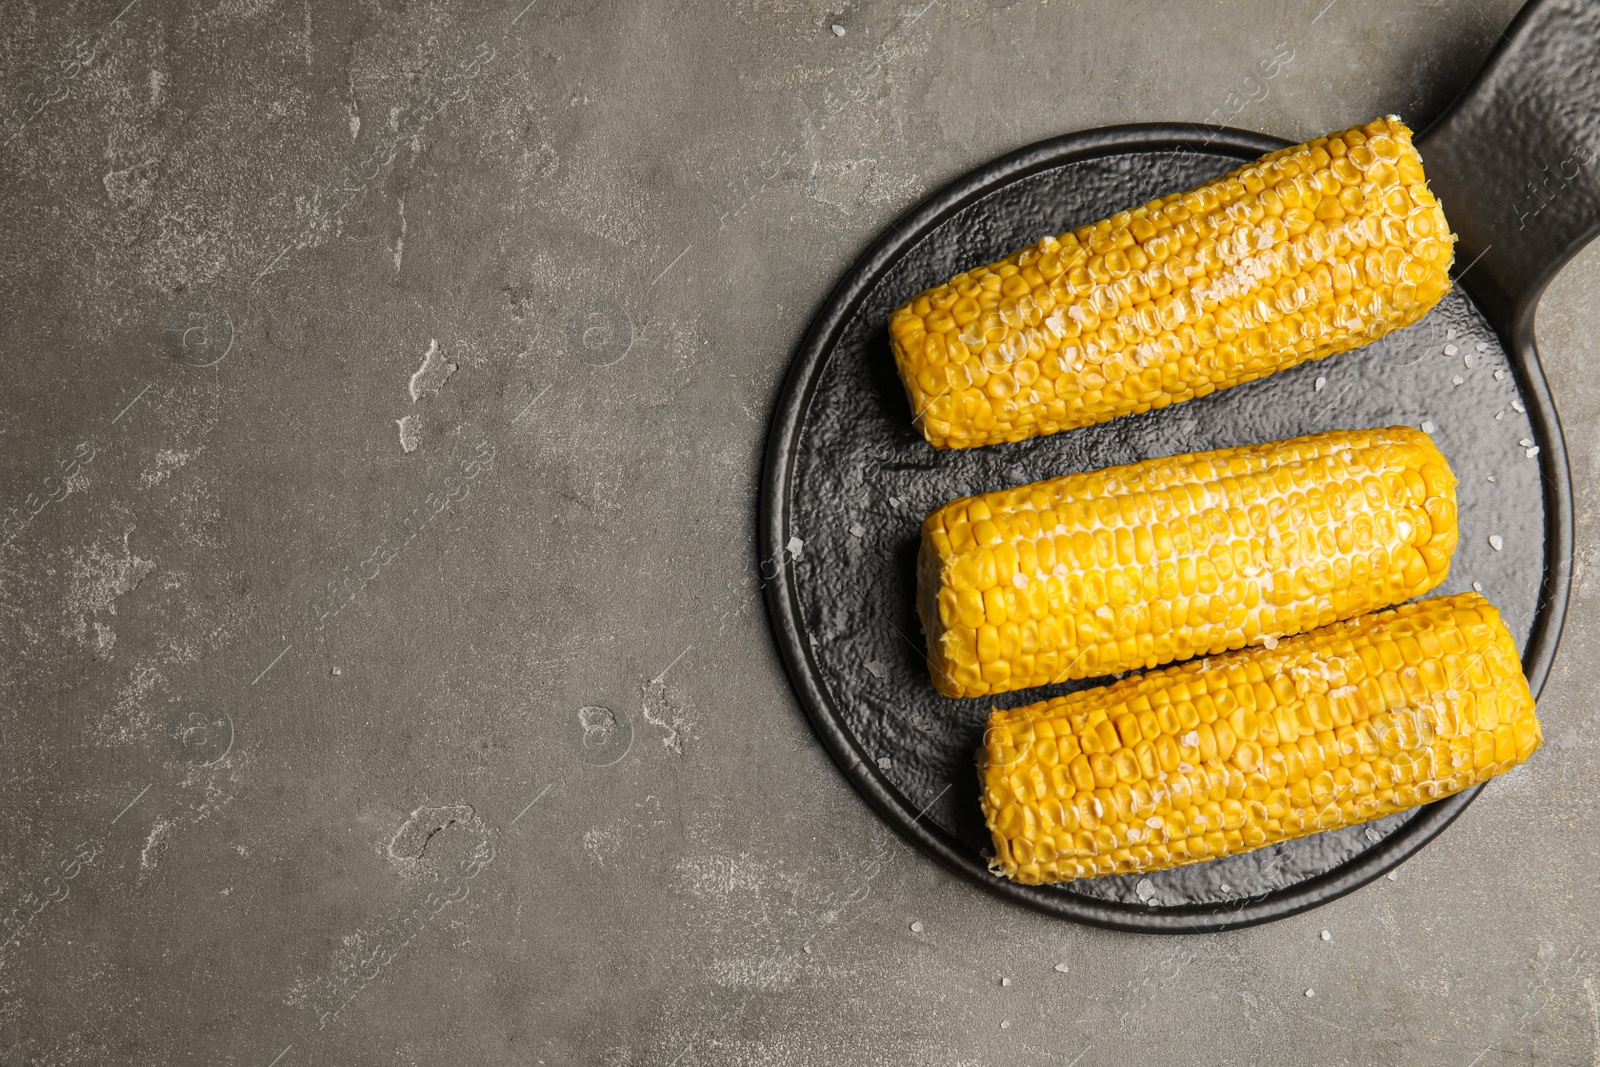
[761,109,1577,931]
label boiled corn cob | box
[919,426,1457,698]
[980,592,1539,885]
[889,117,1456,449]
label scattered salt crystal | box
[849,522,866,537]
[1135,878,1155,901]
[1444,344,1458,356]
[1486,474,1496,483]
[866,660,887,679]
[831,22,846,35]
[1421,420,1436,433]
[1001,977,1012,987]
[1494,369,1506,381]
[1464,352,1475,368]
[1447,328,1457,338]
[877,756,892,769]
[1387,870,1399,881]
[1000,1020,1012,1030]
[804,943,813,953]
[1219,883,1232,893]
[1489,535,1503,551]
[1364,827,1382,843]
[1527,446,1541,459]
[1512,400,1526,412]
[331,666,342,676]
[1320,930,1332,942]
[1451,375,1464,386]
[1315,377,1326,391]
[1305,988,1316,998]
[1472,582,1483,592]
[1495,411,1504,420]
[1054,962,1070,973]
[1476,342,1488,352]
[910,920,923,933]
[787,535,805,558]
[1519,438,1534,447]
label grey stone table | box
[3,1,1597,1063]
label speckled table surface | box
[4,1,1599,1063]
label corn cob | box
[888,117,1456,449]
[980,592,1539,886]
[918,427,1457,699]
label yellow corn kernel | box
[980,593,1540,885]
[919,427,1458,698]
[890,117,1456,449]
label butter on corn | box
[889,117,1455,449]
[918,427,1458,698]
[980,592,1540,885]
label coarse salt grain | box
[1315,377,1326,391]
[1444,344,1458,356]
[1512,400,1526,412]
[910,920,924,932]
[1489,535,1504,551]
[1421,420,1436,433]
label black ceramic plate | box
[760,59,1588,932]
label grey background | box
[2,0,1597,1064]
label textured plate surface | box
[761,125,1570,932]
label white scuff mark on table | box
[1582,976,1600,1067]
[140,815,173,871]
[582,827,621,867]
[395,414,422,453]
[387,803,478,865]
[408,338,457,401]
[139,448,196,489]
[391,195,407,277]
[642,646,694,753]
[65,531,156,651]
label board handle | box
[1416,0,1600,329]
